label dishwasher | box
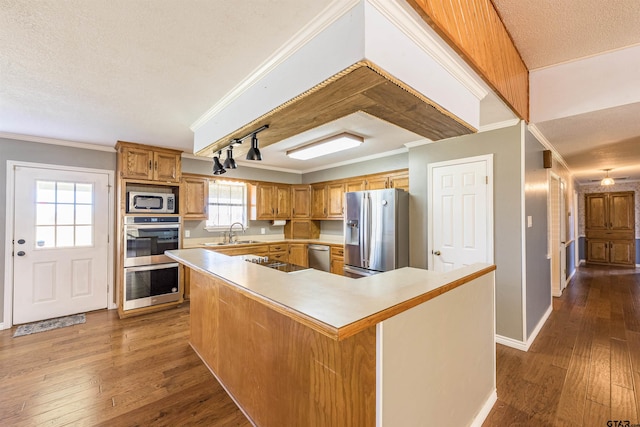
[308,244,330,272]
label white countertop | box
[166,248,495,340]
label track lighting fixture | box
[213,151,226,175]
[223,146,237,169]
[210,124,268,175]
[600,169,615,186]
[245,133,262,161]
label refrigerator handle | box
[359,193,366,267]
[363,192,370,269]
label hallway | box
[485,265,640,426]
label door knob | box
[17,239,25,244]
[17,251,25,256]
[433,250,441,256]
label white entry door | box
[429,156,493,272]
[13,165,110,324]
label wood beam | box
[407,0,529,121]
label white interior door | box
[13,165,110,324]
[429,156,492,272]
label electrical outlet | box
[261,228,266,235]
[185,230,191,238]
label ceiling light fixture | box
[213,151,226,175]
[600,169,615,186]
[286,132,364,160]
[223,146,237,169]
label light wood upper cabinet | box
[274,185,291,219]
[389,171,409,192]
[181,174,208,220]
[585,194,607,230]
[311,184,327,219]
[609,192,635,231]
[327,182,345,218]
[365,175,389,190]
[252,183,291,220]
[116,141,182,183]
[345,179,366,192]
[291,185,311,218]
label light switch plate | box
[527,216,532,228]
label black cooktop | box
[241,255,310,273]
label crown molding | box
[403,138,434,149]
[0,132,116,152]
[527,124,571,172]
[189,0,360,132]
[366,0,488,101]
[479,118,521,133]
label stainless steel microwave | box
[127,191,176,213]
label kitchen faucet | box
[228,222,245,243]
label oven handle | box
[125,223,181,230]
[124,263,179,273]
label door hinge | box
[485,176,489,184]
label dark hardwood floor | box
[0,304,250,427]
[484,264,640,426]
[1,264,638,426]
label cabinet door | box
[609,240,635,265]
[345,179,365,192]
[153,151,181,182]
[291,185,311,218]
[274,185,291,219]
[289,244,308,267]
[182,176,208,220]
[609,193,634,231]
[256,185,274,219]
[586,239,608,264]
[327,182,345,218]
[389,172,409,192]
[311,184,327,218]
[330,257,344,275]
[366,175,388,190]
[120,146,153,180]
[585,194,608,230]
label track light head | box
[213,151,226,175]
[223,147,237,169]
[246,133,262,161]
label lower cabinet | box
[289,243,308,267]
[269,244,288,262]
[586,239,635,266]
[330,245,344,276]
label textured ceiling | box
[0,0,333,152]
[493,0,640,70]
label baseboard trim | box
[470,389,497,427]
[496,334,527,351]
[496,305,552,352]
[0,322,7,331]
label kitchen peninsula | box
[166,248,497,426]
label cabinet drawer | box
[331,246,344,258]
[269,251,288,262]
[269,244,287,252]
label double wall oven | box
[123,216,181,310]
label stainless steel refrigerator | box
[343,188,409,278]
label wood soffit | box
[196,61,475,158]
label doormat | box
[13,313,86,337]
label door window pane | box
[35,181,95,248]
